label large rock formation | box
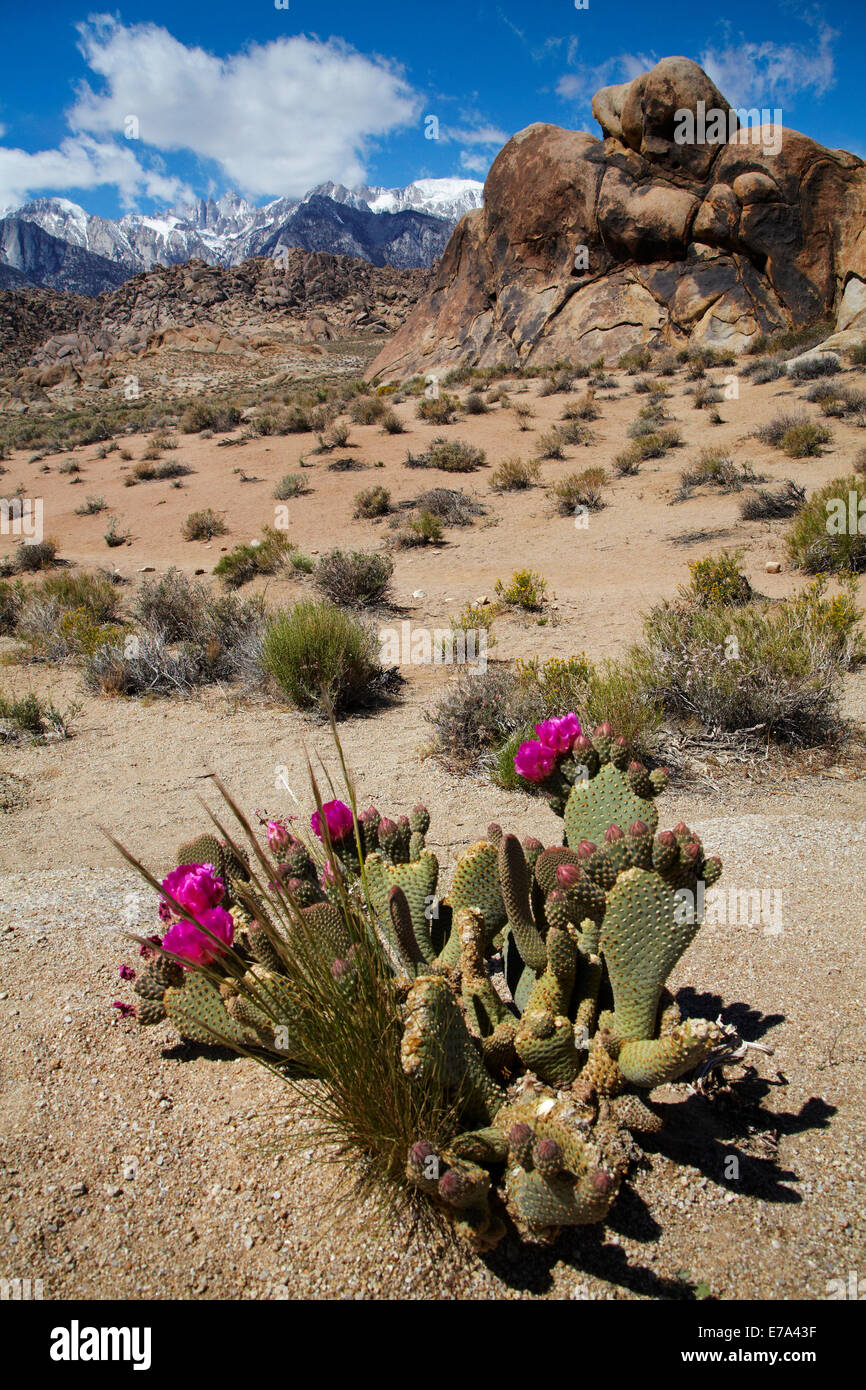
[371,57,866,380]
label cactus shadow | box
[675,986,785,1041]
[161,1040,244,1062]
[480,1212,696,1299]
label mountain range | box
[0,179,483,297]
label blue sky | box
[0,0,862,216]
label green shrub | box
[397,509,444,546]
[416,393,459,424]
[104,518,131,548]
[314,550,394,608]
[354,485,391,518]
[273,473,310,500]
[785,476,866,573]
[677,449,757,494]
[261,600,384,714]
[380,408,405,435]
[74,495,107,516]
[0,690,74,743]
[787,355,840,380]
[494,568,547,611]
[552,468,606,513]
[183,509,227,541]
[465,390,489,415]
[0,580,22,635]
[683,551,752,607]
[213,526,294,587]
[618,346,652,374]
[0,538,59,575]
[180,401,242,434]
[490,456,540,490]
[350,396,387,425]
[756,412,831,456]
[426,438,485,472]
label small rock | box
[138,565,156,573]
[412,589,426,599]
[765,561,782,573]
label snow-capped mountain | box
[0,179,484,292]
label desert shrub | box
[180,401,242,434]
[0,690,74,743]
[74,495,107,516]
[413,489,483,526]
[756,412,831,456]
[0,538,59,575]
[739,481,805,520]
[127,459,192,484]
[676,450,760,499]
[537,369,574,396]
[692,383,723,410]
[396,509,444,546]
[42,571,122,625]
[683,551,752,607]
[634,581,862,744]
[58,459,81,474]
[425,665,539,759]
[273,473,310,500]
[416,393,459,425]
[562,390,599,421]
[856,447,866,477]
[536,429,565,460]
[213,527,294,587]
[747,356,785,384]
[104,518,131,548]
[557,419,594,447]
[513,401,534,430]
[83,632,202,697]
[747,318,834,359]
[0,581,22,635]
[261,600,384,715]
[494,567,547,610]
[183,508,227,541]
[465,390,489,415]
[314,550,393,608]
[787,355,840,380]
[785,476,866,573]
[618,347,652,373]
[849,342,866,366]
[354,485,391,518]
[350,396,387,425]
[427,438,484,472]
[552,468,605,513]
[317,420,352,452]
[490,457,540,490]
[450,601,496,647]
[380,408,405,435]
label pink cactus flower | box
[161,906,234,966]
[310,799,355,843]
[160,863,225,920]
[513,740,557,783]
[119,964,136,982]
[266,819,290,852]
[534,713,581,754]
[112,1001,136,1018]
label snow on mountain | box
[2,178,485,291]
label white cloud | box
[67,15,420,199]
[700,28,837,108]
[0,133,188,213]
[459,150,491,174]
[556,52,656,118]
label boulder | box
[371,56,866,381]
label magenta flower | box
[119,963,136,982]
[267,819,290,852]
[534,713,581,754]
[160,863,225,919]
[161,906,235,966]
[139,934,162,958]
[514,740,557,783]
[112,1001,136,1018]
[310,799,355,844]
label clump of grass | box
[413,489,483,527]
[513,401,534,430]
[416,393,459,425]
[552,468,606,513]
[618,347,652,374]
[0,580,22,635]
[465,390,489,415]
[677,449,758,497]
[58,459,81,475]
[691,382,723,410]
[394,509,444,547]
[494,567,547,611]
[380,408,405,435]
[273,473,310,500]
[562,390,599,422]
[354,485,391,518]
[104,517,131,548]
[785,476,866,573]
[787,355,840,380]
[126,459,192,485]
[316,420,352,452]
[314,550,394,609]
[739,481,805,520]
[213,526,294,587]
[74,495,107,516]
[409,438,485,473]
[536,429,565,460]
[848,342,866,367]
[350,396,387,426]
[746,356,785,384]
[261,600,386,715]
[183,508,228,541]
[490,457,540,491]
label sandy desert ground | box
[1,356,864,1299]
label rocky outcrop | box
[371,57,866,380]
[0,250,428,392]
